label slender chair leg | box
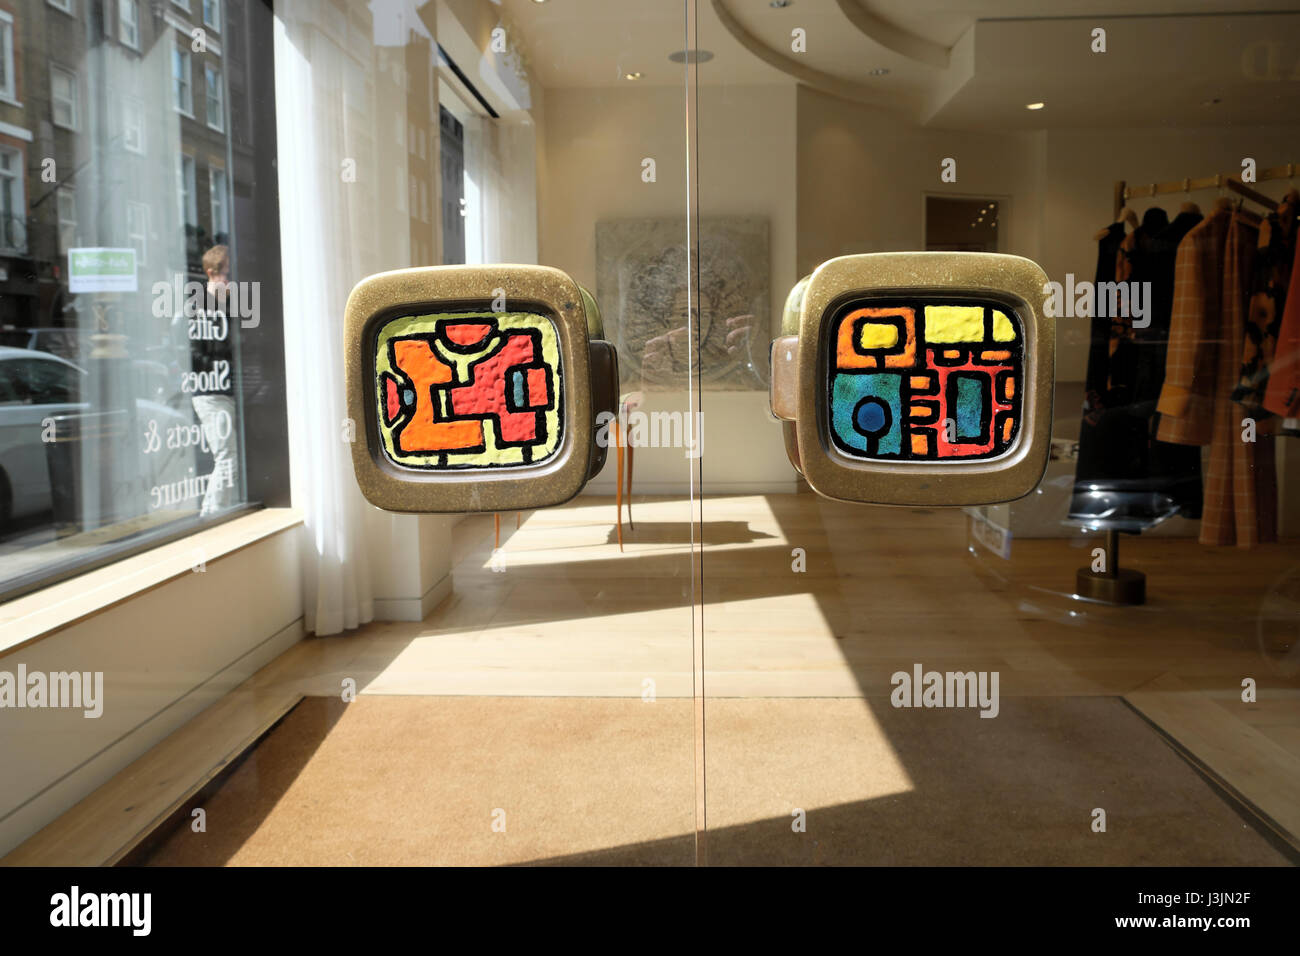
[613,419,624,552]
[494,512,500,550]
[515,512,520,529]
[626,442,634,531]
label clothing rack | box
[1081,163,1299,605]
[1113,162,1297,218]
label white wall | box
[539,83,799,496]
[0,526,303,856]
[1038,124,1300,382]
[795,87,1045,295]
[367,510,454,620]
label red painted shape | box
[445,323,493,346]
[383,374,400,423]
[526,367,549,407]
[449,332,540,443]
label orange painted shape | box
[981,350,1012,362]
[836,307,916,369]
[910,375,933,391]
[909,405,931,420]
[390,337,483,452]
[394,338,452,385]
[1002,417,1014,442]
[1002,377,1016,401]
[943,350,961,359]
[911,433,930,454]
[410,419,484,452]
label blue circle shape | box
[854,398,888,436]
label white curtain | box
[464,116,539,265]
[274,1,414,635]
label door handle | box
[770,252,1055,506]
[344,264,619,513]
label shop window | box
[0,0,287,601]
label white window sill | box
[0,507,303,657]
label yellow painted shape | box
[925,305,985,343]
[992,309,1016,342]
[859,322,899,349]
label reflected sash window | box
[57,188,76,253]
[172,47,193,116]
[0,12,15,103]
[208,168,227,241]
[51,65,79,130]
[0,146,24,253]
[119,0,140,51]
[205,65,224,131]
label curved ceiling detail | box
[834,0,950,70]
[710,0,896,108]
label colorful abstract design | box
[827,299,1023,461]
[374,311,562,470]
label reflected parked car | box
[0,346,196,524]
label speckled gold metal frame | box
[786,253,1055,507]
[344,265,593,513]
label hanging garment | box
[1198,210,1276,548]
[1262,205,1300,418]
[1073,222,1130,510]
[1081,221,1127,419]
[1157,206,1231,445]
[1072,209,1202,521]
[1144,209,1206,518]
[1108,208,1169,405]
[1141,210,1203,403]
[1233,194,1298,416]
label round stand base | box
[1075,567,1146,605]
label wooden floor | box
[5,493,1299,864]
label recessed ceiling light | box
[669,49,714,64]
[770,0,794,7]
[867,68,890,76]
[624,72,642,81]
[1026,102,1045,110]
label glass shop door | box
[691,0,1300,867]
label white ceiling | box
[497,0,1300,129]
[497,0,788,87]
